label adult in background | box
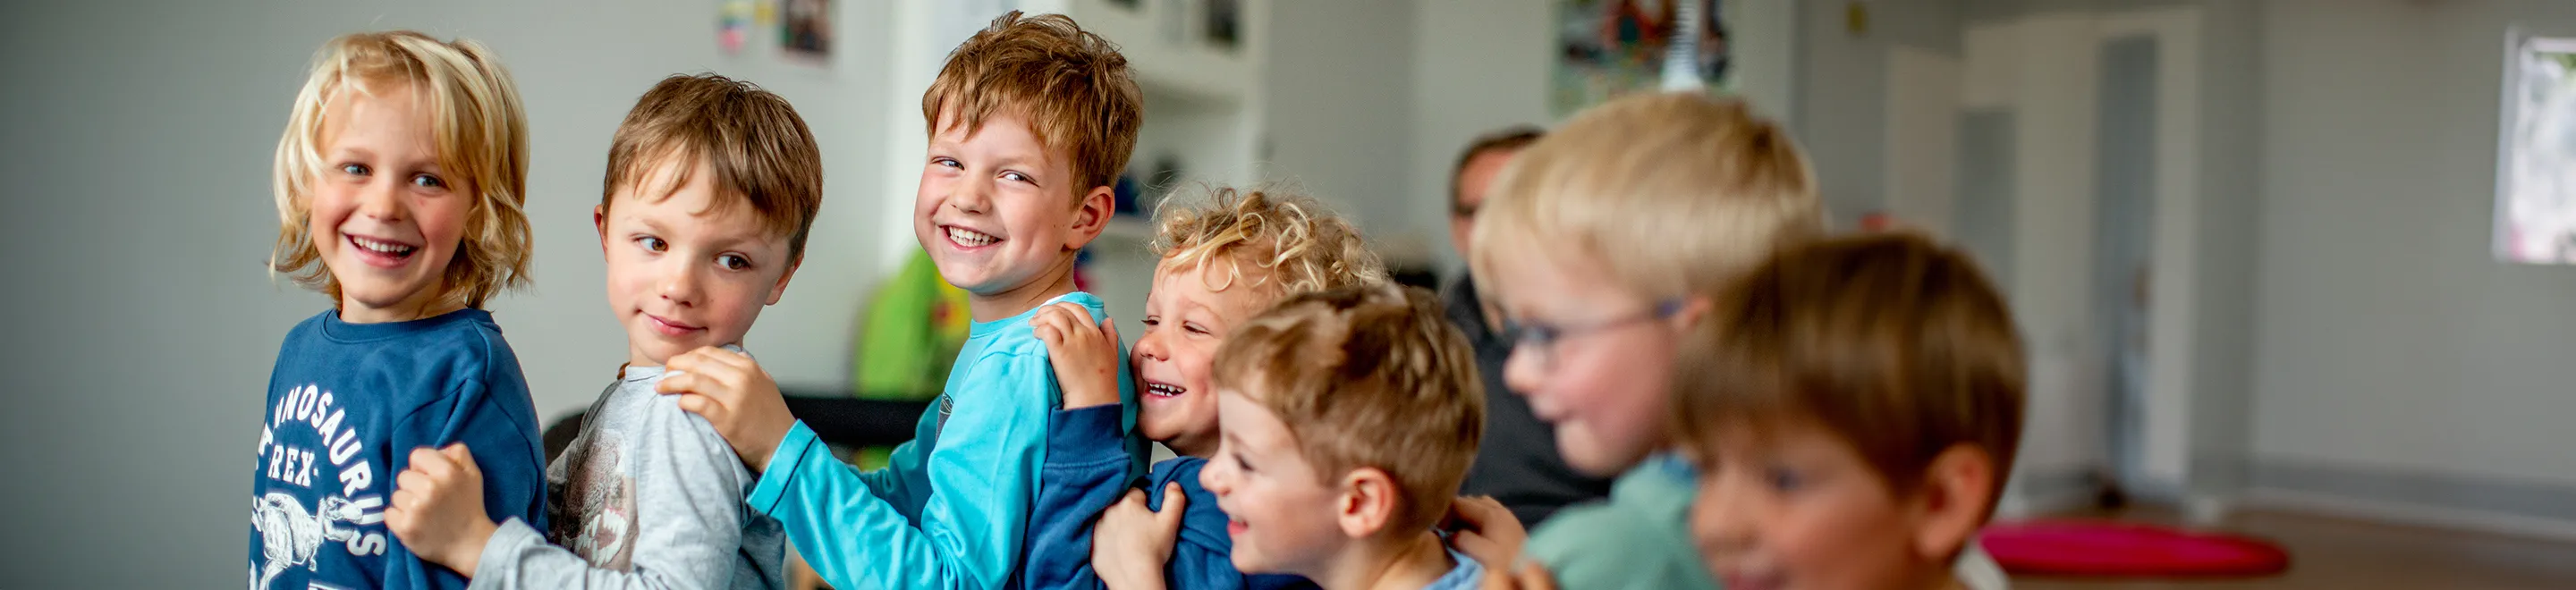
[1444,126,1614,528]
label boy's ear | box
[1335,467,1401,540]
[1911,444,1998,562]
[767,255,802,306]
[1063,185,1116,250]
[594,205,611,256]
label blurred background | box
[5,0,2576,586]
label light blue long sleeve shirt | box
[747,292,1130,590]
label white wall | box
[1795,0,1962,225]
[0,0,894,583]
[2186,0,2262,504]
[1409,0,1556,273]
[1264,0,1420,246]
[2253,0,2576,487]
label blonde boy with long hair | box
[250,30,543,590]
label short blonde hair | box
[1153,186,1388,298]
[602,73,825,261]
[270,30,530,309]
[1212,284,1485,535]
[1470,92,1819,302]
[1673,232,2025,517]
[923,11,1142,200]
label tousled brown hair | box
[602,73,825,261]
[1673,232,2025,518]
[923,11,1142,201]
[1213,284,1485,535]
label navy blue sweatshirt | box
[1024,406,1317,590]
[249,308,548,590]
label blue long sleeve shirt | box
[249,308,547,590]
[747,292,1134,590]
[1023,406,1317,590]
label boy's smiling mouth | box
[1142,378,1188,399]
[943,225,1001,249]
[345,233,419,266]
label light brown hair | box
[1154,186,1388,298]
[271,30,530,309]
[602,73,825,261]
[1212,284,1485,535]
[922,10,1142,201]
[1672,232,2025,516]
[1469,92,1821,303]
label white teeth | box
[1146,383,1185,398]
[946,227,997,247]
[352,236,414,255]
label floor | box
[2014,509,2576,589]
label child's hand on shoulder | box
[386,443,497,576]
[1091,483,1188,590]
[1032,301,1123,409]
[1447,496,1527,571]
[658,346,794,472]
[1446,496,1556,590]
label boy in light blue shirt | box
[655,11,1146,590]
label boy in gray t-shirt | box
[380,72,826,589]
[489,346,785,587]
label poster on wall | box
[782,0,832,61]
[2497,35,2576,264]
[1554,0,1728,117]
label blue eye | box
[719,254,751,271]
[932,157,962,169]
[410,174,445,189]
[1767,466,1805,493]
[1002,171,1034,184]
[638,236,667,252]
[340,164,369,176]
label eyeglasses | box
[1499,299,1682,372]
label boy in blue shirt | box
[657,11,1146,590]
[251,30,545,590]
[1021,187,1383,590]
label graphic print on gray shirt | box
[469,347,787,589]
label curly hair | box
[1152,186,1387,298]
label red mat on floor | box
[1979,519,2291,577]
